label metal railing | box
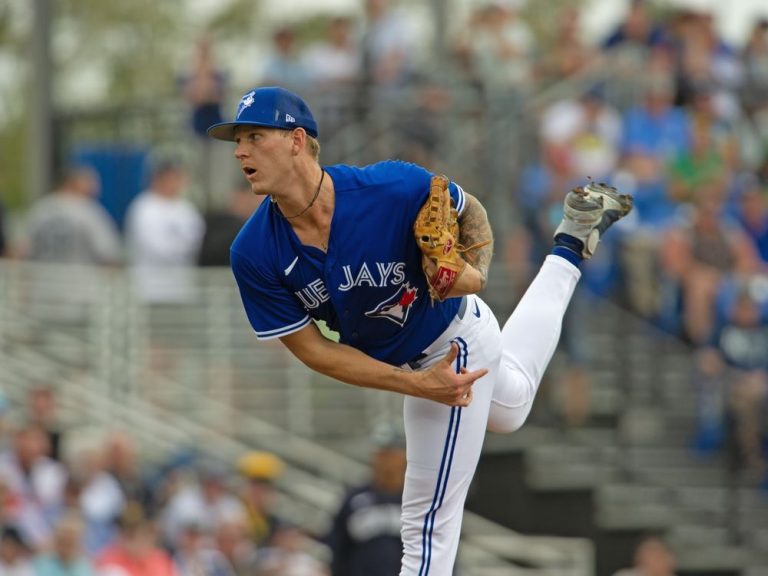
[0,258,595,575]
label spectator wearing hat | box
[0,526,35,576]
[236,451,284,548]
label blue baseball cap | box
[207,86,319,141]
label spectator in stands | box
[462,0,536,91]
[326,436,406,576]
[703,279,768,481]
[180,34,228,207]
[160,459,245,550]
[96,501,178,576]
[26,386,63,462]
[741,19,768,116]
[215,520,258,576]
[537,5,598,84]
[255,522,328,576]
[125,157,205,305]
[0,424,67,550]
[619,73,691,227]
[612,534,678,576]
[65,434,125,555]
[616,71,691,318]
[198,184,264,267]
[303,16,361,87]
[393,77,453,169]
[674,11,743,121]
[260,26,311,90]
[235,451,284,548]
[686,81,740,170]
[735,179,768,263]
[18,164,122,326]
[0,526,35,576]
[173,521,235,576]
[19,165,122,266]
[103,432,152,516]
[539,83,623,182]
[602,0,667,52]
[659,191,761,344]
[302,15,362,139]
[361,0,418,91]
[667,115,729,206]
[181,35,226,141]
[33,513,95,576]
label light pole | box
[28,0,53,201]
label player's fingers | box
[462,368,488,383]
[441,342,459,365]
[459,387,473,407]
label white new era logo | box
[285,113,296,123]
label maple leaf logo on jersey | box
[365,283,418,327]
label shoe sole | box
[582,182,633,217]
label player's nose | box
[234,141,249,160]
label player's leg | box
[488,183,632,432]
[399,297,501,575]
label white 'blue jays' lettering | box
[339,262,406,291]
[295,278,330,309]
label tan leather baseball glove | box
[414,175,488,303]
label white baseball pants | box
[399,255,581,575]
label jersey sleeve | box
[230,248,311,339]
[395,161,468,222]
[448,180,467,216]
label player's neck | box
[274,165,331,224]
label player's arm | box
[457,193,494,291]
[280,323,487,407]
[421,192,494,297]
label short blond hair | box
[280,129,320,160]
[306,135,320,160]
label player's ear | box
[290,128,307,155]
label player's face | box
[233,126,293,195]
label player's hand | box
[413,342,488,407]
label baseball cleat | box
[553,182,633,259]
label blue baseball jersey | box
[230,160,468,366]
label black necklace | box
[281,170,325,220]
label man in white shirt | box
[125,158,205,305]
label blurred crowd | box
[2,0,768,572]
[509,1,768,487]
[0,386,409,575]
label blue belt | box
[406,296,467,370]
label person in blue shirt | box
[208,86,632,575]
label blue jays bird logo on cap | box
[365,283,419,327]
[207,86,320,141]
[237,91,256,119]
